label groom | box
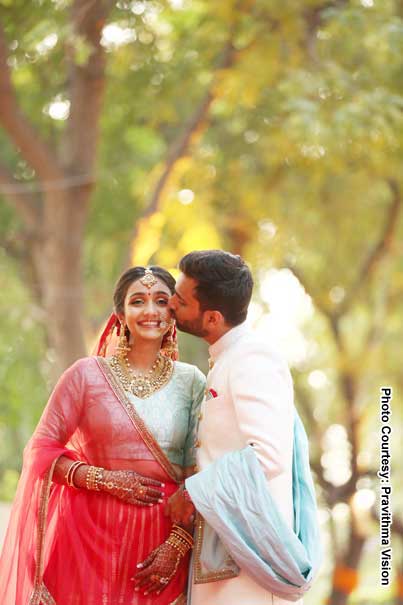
[166,249,307,605]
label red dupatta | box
[0,356,187,605]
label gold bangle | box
[172,524,194,544]
[65,461,77,486]
[171,533,192,547]
[69,461,86,488]
[65,461,84,488]
[94,467,104,491]
[171,539,192,555]
[86,466,105,491]
[171,529,194,549]
[86,466,97,491]
[166,533,192,557]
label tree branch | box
[63,0,112,176]
[338,179,402,315]
[0,233,25,261]
[126,0,278,262]
[284,263,361,489]
[124,41,237,266]
[360,274,390,357]
[285,263,332,319]
[146,40,236,221]
[302,0,348,63]
[292,381,334,496]
[0,23,63,183]
[293,379,323,447]
[0,229,45,305]
[293,377,365,505]
[0,163,41,230]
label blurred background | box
[0,0,402,603]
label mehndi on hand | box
[132,524,194,595]
[62,459,164,506]
[99,469,165,506]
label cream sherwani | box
[190,322,303,605]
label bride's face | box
[121,278,172,343]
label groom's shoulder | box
[230,328,288,368]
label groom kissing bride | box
[136,249,322,605]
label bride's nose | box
[142,299,159,316]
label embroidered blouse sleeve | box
[33,358,86,446]
[183,366,206,466]
[229,344,294,480]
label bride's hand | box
[101,470,165,506]
[131,542,181,595]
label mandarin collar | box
[208,322,249,361]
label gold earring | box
[161,321,178,359]
[116,322,131,357]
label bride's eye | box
[157,298,168,305]
[130,299,144,305]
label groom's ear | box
[205,310,225,327]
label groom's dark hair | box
[179,250,253,326]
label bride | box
[0,266,205,605]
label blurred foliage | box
[0,0,402,602]
[0,251,48,498]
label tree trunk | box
[328,525,366,605]
[37,188,89,377]
[0,1,111,377]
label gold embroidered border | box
[29,582,56,605]
[96,357,180,484]
[29,459,58,605]
[170,593,186,605]
[40,583,56,605]
[193,513,238,584]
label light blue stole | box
[185,412,322,601]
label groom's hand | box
[165,484,195,527]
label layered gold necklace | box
[110,352,173,398]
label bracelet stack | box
[166,524,194,557]
[86,465,104,491]
[65,461,86,489]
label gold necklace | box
[110,352,173,398]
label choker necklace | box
[110,352,173,398]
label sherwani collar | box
[208,322,249,362]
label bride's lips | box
[137,321,162,328]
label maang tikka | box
[140,268,158,289]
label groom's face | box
[169,274,208,337]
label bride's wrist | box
[166,524,194,557]
[85,465,105,491]
[72,463,89,489]
[64,460,87,489]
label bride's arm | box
[53,455,164,505]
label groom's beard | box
[174,315,208,338]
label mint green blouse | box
[127,361,206,467]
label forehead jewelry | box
[140,268,158,289]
